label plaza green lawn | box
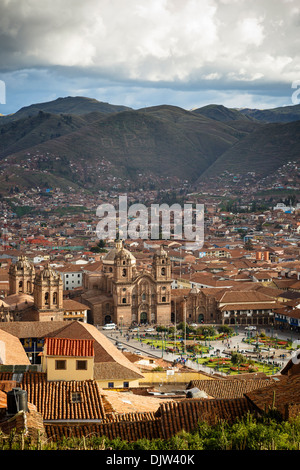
[194,356,280,376]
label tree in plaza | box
[197,325,216,338]
[217,325,233,335]
[231,352,245,366]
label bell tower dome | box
[113,241,136,282]
[33,263,63,312]
[9,256,35,295]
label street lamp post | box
[174,299,177,353]
[161,328,165,358]
[184,296,187,356]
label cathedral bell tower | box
[33,263,64,321]
[9,255,35,295]
[151,245,172,325]
[152,245,171,281]
[112,241,136,327]
[113,242,135,283]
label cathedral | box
[81,240,172,327]
[0,256,64,322]
[0,243,220,328]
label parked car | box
[102,323,116,330]
[245,326,256,331]
[145,328,155,332]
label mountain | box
[1,97,300,196]
[238,104,300,123]
[0,110,95,158]
[196,119,300,182]
[0,105,242,193]
[192,104,255,123]
[0,96,132,123]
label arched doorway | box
[105,315,112,324]
[198,313,204,323]
[140,312,147,324]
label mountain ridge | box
[0,96,299,195]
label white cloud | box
[238,17,265,46]
[0,0,300,111]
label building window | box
[108,382,114,388]
[162,296,166,302]
[76,360,88,370]
[123,382,129,388]
[71,392,82,403]
[55,360,66,370]
[122,297,126,304]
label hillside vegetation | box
[1,96,300,194]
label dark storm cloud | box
[0,0,300,113]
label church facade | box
[81,241,172,327]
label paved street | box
[100,324,300,377]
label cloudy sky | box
[0,0,300,114]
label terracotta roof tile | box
[245,375,300,417]
[15,373,106,421]
[158,397,254,439]
[187,377,275,399]
[45,337,94,357]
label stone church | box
[81,240,173,327]
[0,256,64,322]
[0,245,220,328]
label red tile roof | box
[45,337,94,357]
